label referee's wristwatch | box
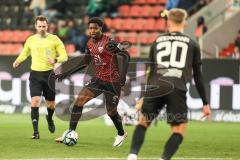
[54,58,58,63]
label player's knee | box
[138,115,151,128]
[75,96,90,106]
[106,107,117,117]
[31,97,41,106]
[171,123,187,136]
[46,101,55,109]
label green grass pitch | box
[0,113,240,159]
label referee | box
[13,16,68,139]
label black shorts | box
[85,78,121,108]
[29,70,55,101]
[141,88,188,125]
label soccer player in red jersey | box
[56,17,130,147]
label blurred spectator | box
[198,0,212,9]
[87,0,107,17]
[188,0,212,16]
[235,30,240,52]
[118,0,132,5]
[177,0,197,11]
[48,23,57,34]
[68,16,89,53]
[233,30,240,59]
[43,0,69,22]
[29,0,46,17]
[106,0,119,18]
[195,16,208,40]
[232,48,240,59]
[166,0,180,10]
[57,20,70,42]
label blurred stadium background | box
[0,0,240,159]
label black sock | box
[109,113,124,136]
[69,105,83,130]
[130,125,147,154]
[47,108,55,120]
[161,133,183,160]
[31,107,39,133]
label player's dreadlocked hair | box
[88,17,103,27]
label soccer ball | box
[63,130,78,146]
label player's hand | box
[201,104,211,121]
[47,57,56,65]
[135,97,144,112]
[13,60,20,68]
[55,73,67,82]
[119,77,126,87]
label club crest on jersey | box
[98,47,104,53]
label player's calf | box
[46,115,55,133]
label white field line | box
[2,157,235,160]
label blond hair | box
[167,8,188,25]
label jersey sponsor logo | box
[161,68,182,78]
[112,95,119,104]
[98,47,104,53]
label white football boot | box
[113,132,127,147]
[127,154,137,160]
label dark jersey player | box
[127,9,211,160]
[56,17,130,147]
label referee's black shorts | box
[29,70,55,101]
[141,88,188,125]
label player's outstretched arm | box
[13,39,30,68]
[106,40,131,86]
[55,54,91,81]
[192,63,212,120]
[117,50,130,86]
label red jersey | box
[87,34,120,82]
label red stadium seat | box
[0,43,22,55]
[0,30,11,42]
[104,18,112,28]
[122,18,134,31]
[125,32,138,44]
[140,5,151,17]
[112,18,124,30]
[132,0,147,4]
[20,30,32,43]
[138,32,149,44]
[146,0,158,4]
[65,44,76,54]
[129,5,141,17]
[11,30,22,42]
[148,32,159,43]
[150,6,164,17]
[13,43,23,54]
[131,18,145,31]
[128,46,139,57]
[116,32,127,42]
[0,43,4,54]
[157,0,167,4]
[155,19,166,31]
[228,43,235,51]
[143,18,155,31]
[118,5,130,17]
[4,43,13,55]
[0,31,3,42]
[138,32,158,44]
